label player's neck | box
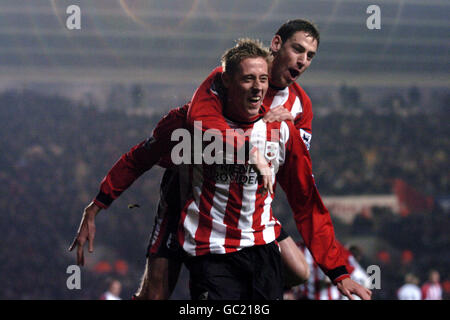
[269,81,287,91]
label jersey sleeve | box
[93,105,188,209]
[93,138,162,209]
[187,67,249,157]
[276,121,349,283]
[292,82,313,133]
[292,83,313,150]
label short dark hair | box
[221,38,272,76]
[275,19,320,47]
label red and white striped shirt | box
[179,119,286,256]
[183,67,348,282]
[178,117,348,282]
[421,282,442,300]
[294,243,341,300]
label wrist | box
[86,202,102,216]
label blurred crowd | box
[310,109,449,196]
[0,89,448,299]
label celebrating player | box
[178,38,370,299]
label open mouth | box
[288,68,300,79]
[249,96,261,103]
[248,96,261,106]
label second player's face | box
[270,31,318,88]
[224,57,269,121]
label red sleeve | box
[187,67,247,152]
[276,121,349,283]
[291,82,313,133]
[153,104,189,168]
[93,105,188,209]
[93,138,163,209]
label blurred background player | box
[397,273,421,300]
[421,269,442,300]
[285,242,370,300]
[100,279,122,300]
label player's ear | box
[271,35,282,54]
[221,71,231,89]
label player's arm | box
[94,104,188,209]
[277,122,371,299]
[291,83,313,150]
[276,122,371,299]
[69,105,187,265]
[188,67,294,193]
[187,67,295,147]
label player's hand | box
[263,105,294,123]
[336,277,372,300]
[69,202,101,266]
[249,147,273,195]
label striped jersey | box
[294,243,341,300]
[421,283,443,300]
[184,67,349,282]
[93,67,349,282]
[178,119,288,256]
[178,116,349,283]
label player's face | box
[223,57,269,121]
[270,31,318,88]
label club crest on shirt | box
[265,141,278,161]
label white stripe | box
[208,181,230,254]
[182,200,199,254]
[182,164,203,255]
[269,86,289,109]
[290,96,303,117]
[261,194,276,243]
[278,121,290,167]
[238,120,267,247]
[239,169,258,248]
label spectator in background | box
[100,279,122,300]
[397,273,421,300]
[421,270,442,300]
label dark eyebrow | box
[292,43,305,52]
[293,43,316,56]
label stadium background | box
[0,0,448,299]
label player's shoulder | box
[289,82,311,103]
[165,104,189,120]
[205,66,224,91]
[153,104,189,138]
[191,66,224,103]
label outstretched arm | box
[69,105,188,264]
[69,202,101,266]
[277,122,371,299]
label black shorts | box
[185,242,284,300]
[146,168,185,260]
